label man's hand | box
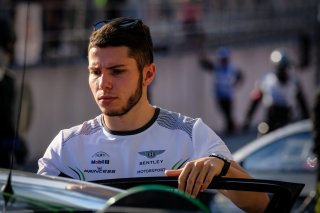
[165,157,224,197]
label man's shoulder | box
[61,115,102,142]
[158,107,199,123]
[157,107,201,138]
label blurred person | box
[105,0,126,19]
[42,0,66,57]
[199,47,244,134]
[181,0,202,35]
[0,17,28,168]
[180,0,204,50]
[243,49,309,133]
[159,0,173,21]
[313,87,320,212]
[38,17,268,212]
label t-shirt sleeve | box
[37,131,64,176]
[192,118,233,160]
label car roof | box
[233,119,312,162]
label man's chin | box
[106,112,122,117]
[103,109,128,117]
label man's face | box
[88,46,143,116]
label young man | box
[38,17,268,212]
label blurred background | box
[0,0,319,172]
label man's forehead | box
[89,47,130,61]
[88,47,136,68]
[89,46,130,55]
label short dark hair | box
[88,17,153,72]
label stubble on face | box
[106,70,143,117]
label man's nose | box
[98,73,112,89]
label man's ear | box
[144,63,156,86]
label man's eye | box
[90,70,101,75]
[112,69,124,75]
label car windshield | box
[0,169,124,211]
[241,131,316,172]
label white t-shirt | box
[38,107,232,181]
[259,72,297,108]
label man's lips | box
[97,95,117,104]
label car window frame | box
[93,176,305,213]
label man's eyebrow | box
[88,66,97,70]
[106,64,126,69]
[88,64,126,70]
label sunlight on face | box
[88,46,143,116]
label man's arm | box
[220,161,270,213]
[37,132,64,177]
[235,69,244,86]
[243,86,263,131]
[198,55,215,71]
[165,157,269,213]
[296,81,309,119]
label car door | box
[94,176,305,213]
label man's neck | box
[103,103,156,132]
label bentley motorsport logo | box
[138,150,165,159]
